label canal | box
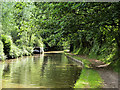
[0,52,82,88]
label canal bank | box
[65,53,119,89]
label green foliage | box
[1,35,12,56]
[0,40,5,60]
[9,44,33,58]
[1,2,120,69]
[26,47,34,54]
[22,47,30,56]
[0,35,33,59]
[9,44,23,58]
[1,2,43,59]
[110,59,120,73]
[33,35,43,48]
[0,24,2,35]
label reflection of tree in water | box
[33,56,40,64]
[2,54,82,88]
[41,56,48,76]
[41,53,62,70]
[48,53,62,65]
[11,62,23,84]
[41,53,82,88]
[67,58,75,65]
[2,63,10,78]
[66,58,82,85]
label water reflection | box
[3,64,10,78]
[2,53,82,88]
[41,56,48,77]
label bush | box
[8,43,33,58]
[1,35,25,59]
[9,44,23,58]
[26,47,33,54]
[21,46,32,56]
[0,40,5,60]
[9,44,33,58]
[0,34,34,59]
[1,35,12,57]
[23,48,29,56]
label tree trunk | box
[70,43,74,52]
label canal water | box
[0,53,82,88]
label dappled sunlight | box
[0,2,119,89]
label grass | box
[74,68,103,88]
[65,53,104,88]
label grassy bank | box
[74,68,103,88]
[65,53,103,88]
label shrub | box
[0,40,5,60]
[23,48,29,56]
[1,35,12,57]
[9,44,23,58]
[26,47,33,54]
[21,46,31,56]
